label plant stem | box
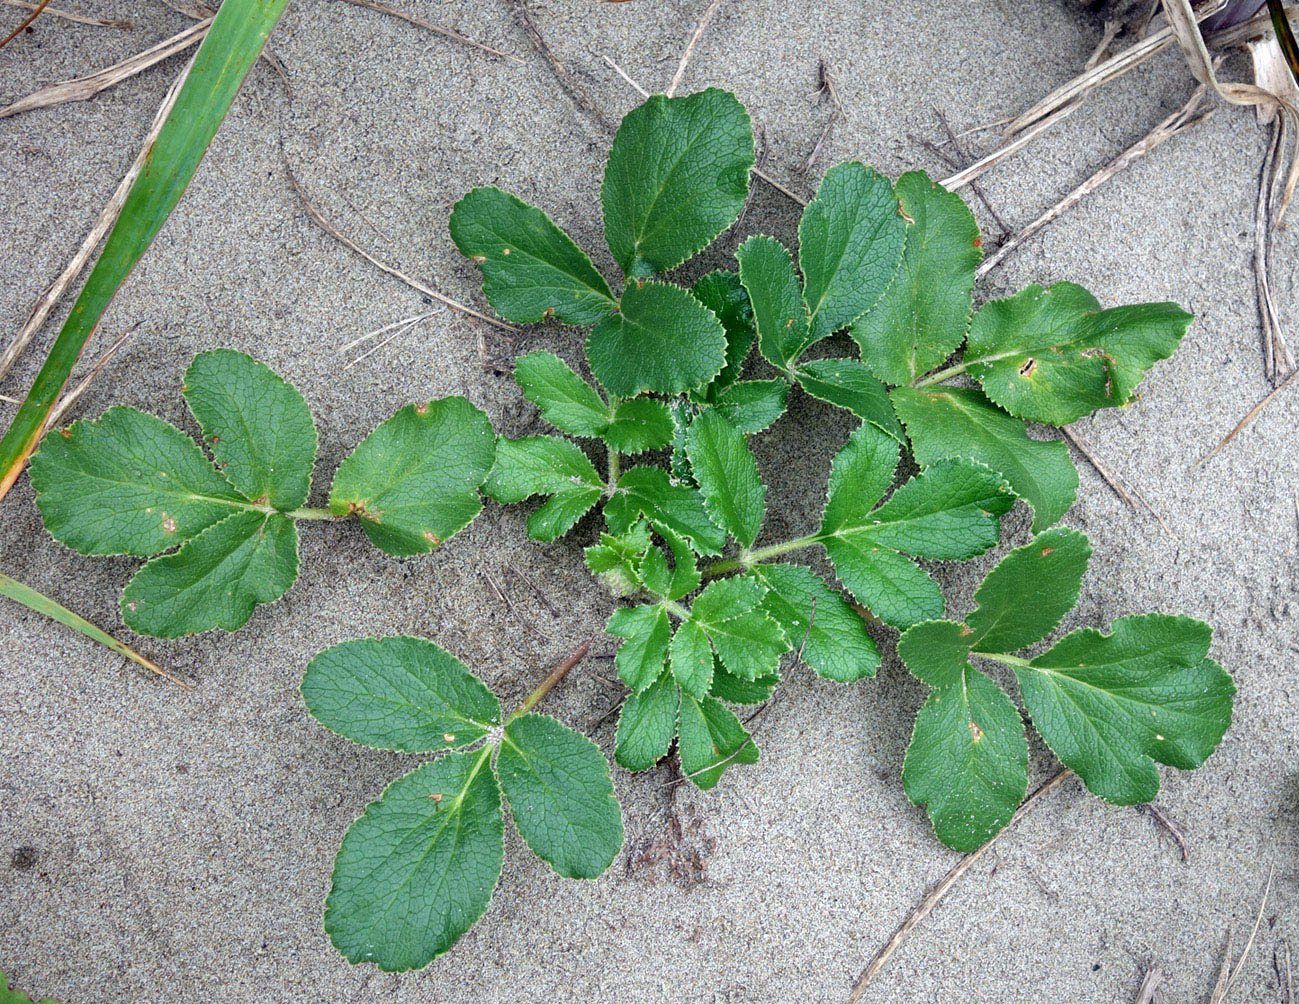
[0,572,189,687]
[286,506,335,520]
[700,533,822,578]
[607,446,620,487]
[506,638,593,722]
[911,361,968,387]
[975,650,1032,668]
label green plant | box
[30,349,496,637]
[301,636,622,970]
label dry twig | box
[0,0,129,29]
[667,0,723,97]
[1136,801,1190,862]
[1197,363,1299,466]
[1133,965,1163,1004]
[1255,116,1295,382]
[512,0,609,128]
[44,324,139,431]
[803,60,844,175]
[0,0,48,48]
[337,0,521,61]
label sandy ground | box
[1,1,1296,1001]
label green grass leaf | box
[691,270,755,398]
[890,385,1078,533]
[852,171,981,385]
[182,349,317,511]
[795,358,905,441]
[450,186,616,325]
[755,563,880,682]
[708,379,789,434]
[677,693,759,790]
[324,750,503,971]
[670,619,714,698]
[121,510,297,637]
[602,88,754,278]
[606,466,726,555]
[965,283,1193,426]
[615,670,679,770]
[608,603,671,692]
[302,636,500,752]
[686,409,765,549]
[513,351,611,438]
[603,397,675,455]
[587,280,727,397]
[485,436,603,541]
[497,713,623,879]
[330,397,496,556]
[737,235,812,372]
[798,162,906,343]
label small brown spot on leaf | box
[162,515,177,534]
[969,720,984,742]
[471,255,486,264]
[59,429,71,439]
[973,237,983,248]
[416,402,428,415]
[444,733,455,743]
[959,625,974,637]
[1018,358,1037,379]
[423,530,442,546]
[1040,547,1053,556]
[501,247,511,255]
[211,436,219,444]
[428,792,444,802]
[898,203,915,224]
[784,318,794,328]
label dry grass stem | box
[0,0,49,49]
[1207,2,1299,47]
[1133,965,1163,1004]
[1063,427,1181,543]
[513,0,609,128]
[1197,363,1299,466]
[0,0,130,29]
[803,60,844,175]
[337,0,521,61]
[1256,117,1295,381]
[1136,801,1190,861]
[667,0,723,97]
[44,324,139,432]
[938,101,1081,192]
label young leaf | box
[121,510,298,637]
[329,397,496,556]
[670,619,714,698]
[182,349,317,511]
[964,283,1193,426]
[891,385,1078,533]
[691,270,755,397]
[324,751,503,971]
[587,280,727,397]
[615,670,679,771]
[513,351,611,438]
[754,563,881,682]
[709,660,778,704]
[654,524,701,600]
[605,466,727,555]
[585,522,653,597]
[709,379,789,434]
[302,636,501,752]
[608,603,672,691]
[737,235,812,372]
[602,88,754,277]
[685,409,765,548]
[449,186,617,325]
[496,712,623,879]
[677,693,759,790]
[485,436,604,541]
[798,162,906,342]
[852,171,981,386]
[794,358,905,442]
[603,397,675,455]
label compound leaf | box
[709,379,789,434]
[587,280,727,397]
[606,466,726,555]
[302,636,500,752]
[677,693,759,790]
[615,670,679,771]
[755,562,880,682]
[686,408,765,548]
[795,357,904,441]
[693,609,789,682]
[798,162,906,343]
[852,171,981,385]
[608,603,671,692]
[485,436,603,541]
[602,88,754,277]
[670,619,714,698]
[709,660,778,704]
[513,351,610,438]
[737,235,812,371]
[325,752,503,971]
[330,397,496,556]
[449,186,616,325]
[603,397,675,455]
[496,712,623,879]
[691,270,755,397]
[891,385,1077,533]
[691,576,765,622]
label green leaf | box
[677,694,759,790]
[182,349,317,511]
[615,670,679,770]
[449,186,616,325]
[32,406,246,557]
[585,523,652,597]
[325,751,502,971]
[902,665,1029,853]
[670,619,714,698]
[513,351,610,438]
[964,283,1193,425]
[754,563,880,682]
[587,280,727,397]
[302,636,500,752]
[329,397,496,556]
[852,171,981,385]
[1016,614,1234,804]
[603,397,675,455]
[737,235,812,371]
[602,88,754,277]
[692,270,755,397]
[690,579,790,682]
[798,162,906,342]
[891,385,1078,533]
[121,510,298,637]
[608,603,671,692]
[686,409,765,548]
[484,436,603,541]
[0,971,57,1004]
[497,713,623,879]
[655,524,701,600]
[709,660,778,704]
[709,379,789,434]
[896,619,979,690]
[795,358,905,441]
[606,466,726,555]
[691,576,765,622]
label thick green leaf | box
[891,385,1078,533]
[686,409,765,548]
[449,186,616,325]
[798,162,906,342]
[677,694,759,790]
[896,619,978,690]
[690,590,789,683]
[325,751,503,971]
[691,576,765,622]
[182,349,316,511]
[606,466,726,555]
[496,712,623,879]
[903,666,1029,853]
[755,563,880,682]
[709,660,778,704]
[852,171,981,385]
[122,510,297,637]
[670,619,714,698]
[795,357,905,441]
[302,636,500,752]
[737,235,812,371]
[1017,614,1234,804]
[32,406,246,557]
[485,436,603,541]
[608,603,671,692]
[709,379,789,434]
[602,88,754,277]
[615,670,679,770]
[513,351,610,438]
[819,420,900,533]
[692,270,755,397]
[965,283,1193,425]
[587,280,727,397]
[329,397,496,556]
[603,397,675,455]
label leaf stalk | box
[506,638,593,722]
